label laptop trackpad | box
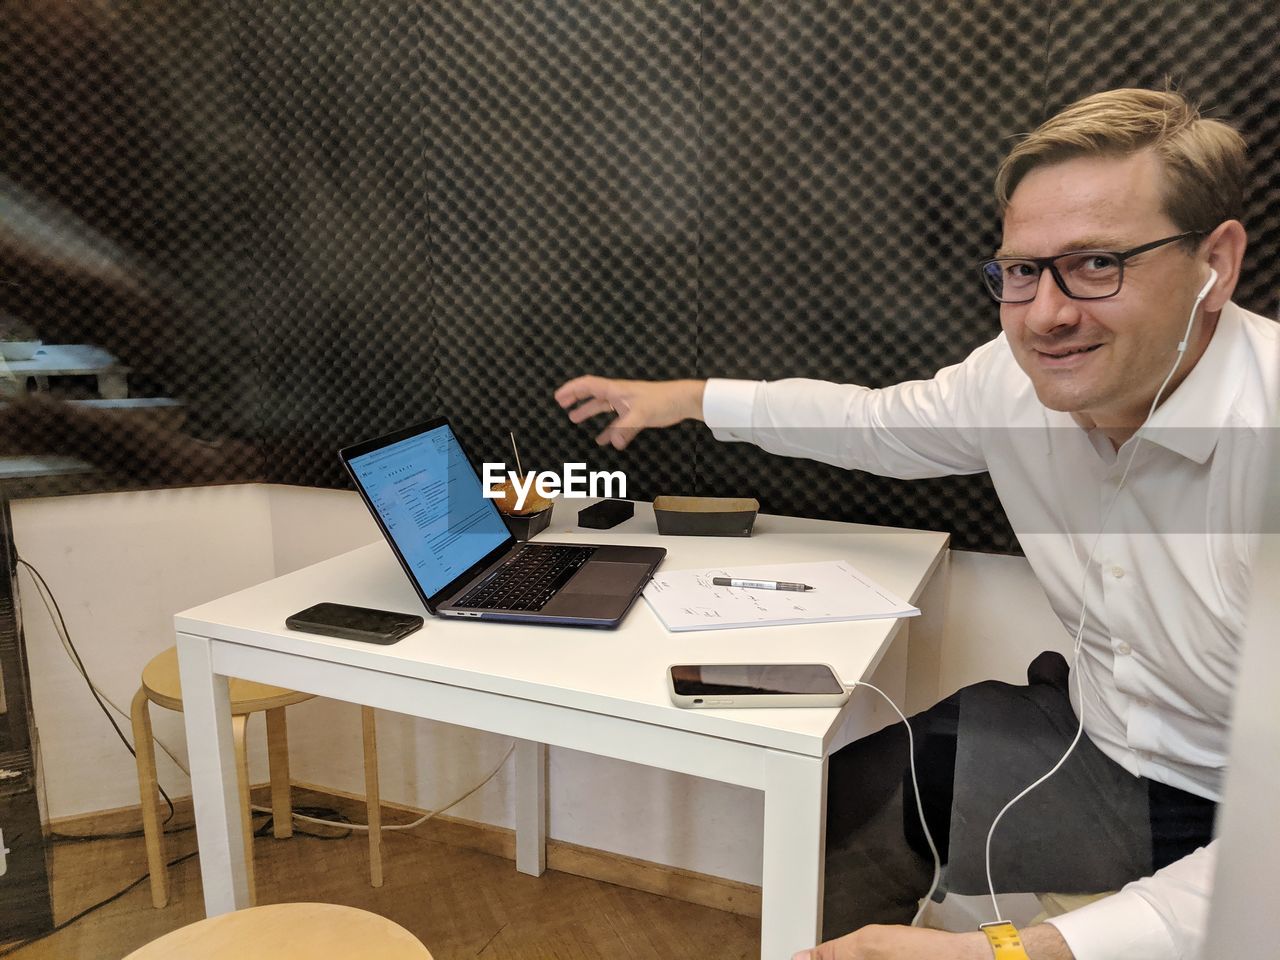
[560,561,644,597]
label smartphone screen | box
[669,663,843,697]
[286,602,423,643]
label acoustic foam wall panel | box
[234,0,437,487]
[3,1,1278,551]
[1,2,260,484]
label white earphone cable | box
[982,268,1217,921]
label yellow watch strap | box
[979,920,1032,959]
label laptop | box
[340,417,666,628]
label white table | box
[176,502,948,958]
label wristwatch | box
[979,920,1031,959]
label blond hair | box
[995,88,1247,236]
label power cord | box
[252,806,354,840]
[126,730,515,839]
[16,557,393,841]
[0,849,200,958]
[14,557,179,825]
[50,824,195,844]
[0,748,514,955]
[10,553,520,955]
[2,806,370,958]
[14,556,518,839]
[256,742,516,834]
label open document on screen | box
[346,423,509,597]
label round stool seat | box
[122,903,434,960]
[141,647,313,714]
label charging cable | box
[982,267,1219,922]
[844,680,943,927]
[262,742,515,834]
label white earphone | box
[1178,267,1219,354]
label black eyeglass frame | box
[978,231,1205,304]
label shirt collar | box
[1136,300,1246,463]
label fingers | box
[556,375,625,430]
[554,375,611,409]
[566,397,615,425]
[557,375,644,449]
[594,417,639,451]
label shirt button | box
[1110,566,1125,579]
[1116,641,1132,656]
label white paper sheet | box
[642,560,919,632]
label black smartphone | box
[285,602,423,644]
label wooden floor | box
[3,794,761,960]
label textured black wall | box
[3,1,1278,551]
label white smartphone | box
[667,663,850,708]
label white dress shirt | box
[702,301,1279,960]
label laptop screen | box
[346,422,511,599]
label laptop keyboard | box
[456,544,597,611]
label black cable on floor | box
[49,824,196,844]
[15,556,179,825]
[0,808,352,957]
[252,806,354,840]
[51,803,356,846]
[0,849,201,958]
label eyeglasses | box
[978,231,1203,304]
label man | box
[555,89,1278,960]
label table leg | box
[177,633,251,914]
[514,739,547,876]
[761,750,827,960]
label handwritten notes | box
[643,560,918,632]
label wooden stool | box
[122,902,433,959]
[130,647,384,908]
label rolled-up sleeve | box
[1046,843,1216,960]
